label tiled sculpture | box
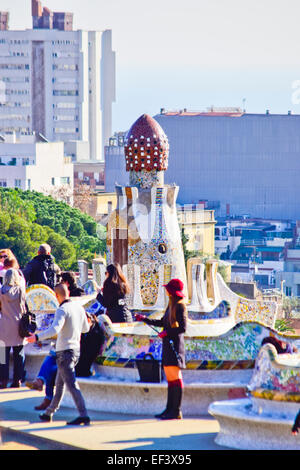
[106,114,187,305]
[209,342,300,449]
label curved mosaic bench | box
[23,283,294,372]
[248,343,300,401]
[209,343,300,449]
[95,313,292,371]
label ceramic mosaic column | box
[92,258,106,288]
[106,114,187,306]
[77,259,89,287]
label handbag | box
[18,302,37,338]
[135,353,162,383]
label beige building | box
[177,205,216,256]
[95,192,117,223]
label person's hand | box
[26,333,37,344]
[135,314,146,322]
[158,330,167,338]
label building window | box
[51,177,55,186]
[14,179,21,188]
[53,90,79,96]
[285,286,292,296]
[60,177,70,185]
[0,179,7,187]
[27,179,31,190]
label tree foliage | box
[0,188,106,270]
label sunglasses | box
[0,255,7,259]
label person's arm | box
[35,307,66,342]
[135,313,164,328]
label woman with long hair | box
[0,268,27,388]
[96,263,133,323]
[136,278,187,420]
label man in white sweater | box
[28,283,91,425]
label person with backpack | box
[23,244,57,290]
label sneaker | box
[39,413,52,422]
[66,416,90,426]
[25,378,43,392]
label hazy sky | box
[2,0,300,132]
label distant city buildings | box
[0,131,73,195]
[276,221,300,297]
[0,1,116,162]
[215,216,293,289]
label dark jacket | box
[144,303,187,369]
[96,282,133,323]
[23,254,56,290]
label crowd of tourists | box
[0,243,188,426]
[1,243,300,435]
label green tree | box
[46,230,76,270]
[0,187,106,269]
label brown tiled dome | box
[124,114,169,172]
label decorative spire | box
[124,114,169,172]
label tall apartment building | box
[0,1,115,161]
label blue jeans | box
[37,353,57,400]
[0,346,25,382]
[45,349,88,418]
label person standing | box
[27,283,91,425]
[0,268,27,388]
[26,272,84,410]
[96,263,133,323]
[135,278,187,420]
[23,243,57,290]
